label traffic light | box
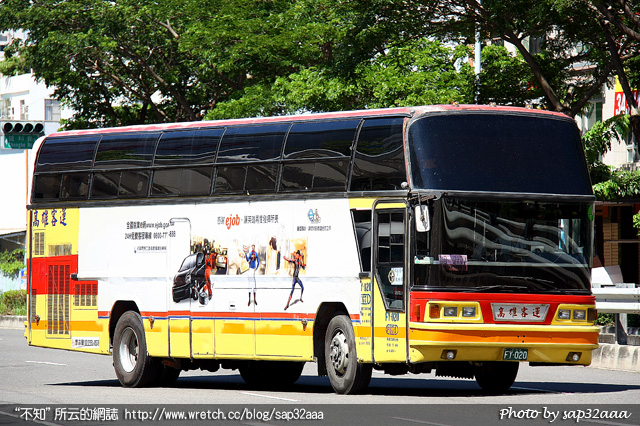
[2,121,44,149]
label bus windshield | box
[407,113,593,195]
[414,197,593,293]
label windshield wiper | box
[468,285,530,293]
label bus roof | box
[48,105,571,138]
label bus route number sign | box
[503,348,528,361]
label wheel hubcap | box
[330,330,349,376]
[119,327,138,373]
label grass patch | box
[0,289,27,316]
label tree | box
[477,44,544,106]
[422,0,640,126]
[572,0,640,142]
[0,0,301,127]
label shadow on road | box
[51,373,640,398]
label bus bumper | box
[408,323,600,366]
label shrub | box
[0,289,27,316]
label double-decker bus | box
[25,105,599,394]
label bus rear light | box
[429,304,441,319]
[558,309,571,320]
[443,306,457,317]
[572,310,586,320]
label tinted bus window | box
[33,174,62,200]
[217,124,289,163]
[280,160,348,191]
[214,165,246,193]
[94,133,160,169]
[60,173,90,199]
[351,118,406,191]
[152,167,213,196]
[284,120,360,158]
[246,164,279,193]
[408,114,592,195]
[92,170,150,198]
[36,136,100,172]
[154,129,222,165]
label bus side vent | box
[74,283,97,307]
[30,289,37,323]
[47,264,70,336]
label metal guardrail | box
[592,287,640,314]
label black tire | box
[239,361,304,389]
[324,314,372,394]
[154,363,181,387]
[474,361,519,393]
[112,311,155,388]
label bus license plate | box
[503,348,528,361]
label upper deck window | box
[350,117,406,191]
[283,120,359,159]
[217,124,289,163]
[94,132,160,169]
[35,136,100,172]
[408,113,593,195]
[154,129,222,165]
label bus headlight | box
[573,310,586,320]
[443,306,458,317]
[558,309,571,320]
[462,307,476,317]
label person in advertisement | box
[246,244,260,305]
[284,250,305,310]
[202,247,217,305]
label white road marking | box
[0,409,63,426]
[239,391,300,402]
[512,385,558,393]
[392,417,453,426]
[25,360,67,366]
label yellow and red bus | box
[25,105,599,394]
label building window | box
[19,99,28,120]
[45,99,61,121]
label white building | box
[0,31,73,291]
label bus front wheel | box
[474,361,519,393]
[113,311,155,387]
[324,314,371,394]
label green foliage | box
[595,313,615,326]
[478,45,543,107]
[208,38,475,119]
[583,114,630,184]
[593,169,640,201]
[0,249,25,278]
[0,290,27,316]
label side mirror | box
[415,204,430,233]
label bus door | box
[371,201,408,363]
[166,218,199,358]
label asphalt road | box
[1,328,640,425]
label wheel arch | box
[109,300,140,346]
[313,302,349,377]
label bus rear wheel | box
[474,361,519,393]
[113,311,155,388]
[324,314,371,394]
[239,361,304,389]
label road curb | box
[0,315,26,330]
[590,343,640,372]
